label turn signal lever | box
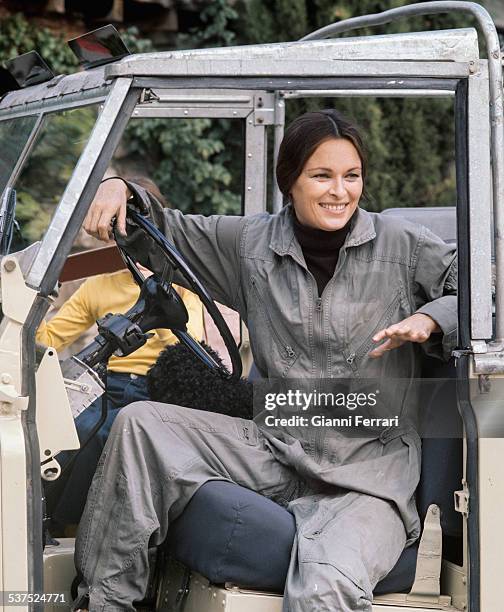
[75,275,188,371]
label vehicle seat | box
[166,206,462,595]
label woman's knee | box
[108,401,184,446]
[287,564,372,612]
[108,401,157,433]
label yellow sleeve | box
[36,279,98,351]
[175,285,205,341]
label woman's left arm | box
[370,227,457,360]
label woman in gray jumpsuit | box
[74,110,457,611]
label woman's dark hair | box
[276,109,367,203]
[127,176,171,209]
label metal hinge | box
[140,88,160,104]
[0,379,24,416]
[451,348,472,358]
[454,481,469,516]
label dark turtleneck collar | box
[293,213,352,297]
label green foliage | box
[240,0,307,42]
[14,106,98,242]
[0,13,77,74]
[120,0,243,215]
[123,117,241,215]
[119,26,156,54]
[237,0,466,210]
[176,0,238,48]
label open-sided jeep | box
[0,1,503,610]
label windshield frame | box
[25,77,137,293]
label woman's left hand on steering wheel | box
[369,313,441,358]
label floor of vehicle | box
[43,540,461,612]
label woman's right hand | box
[83,178,131,241]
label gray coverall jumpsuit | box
[75,200,457,611]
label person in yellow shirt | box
[38,178,204,530]
[36,268,204,377]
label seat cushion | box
[168,480,295,591]
[168,480,417,593]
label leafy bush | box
[117,0,242,215]
[0,13,77,74]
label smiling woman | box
[291,137,363,231]
[276,109,367,232]
[71,107,457,612]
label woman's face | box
[290,137,363,231]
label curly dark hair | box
[147,341,253,419]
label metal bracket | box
[253,93,275,125]
[454,481,470,516]
[478,373,491,394]
[473,350,504,374]
[0,379,25,417]
[407,504,444,603]
[0,381,19,404]
[140,88,160,104]
[155,556,191,612]
[1,255,38,324]
[35,347,80,465]
[471,340,488,354]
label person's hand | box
[369,313,440,358]
[83,178,131,241]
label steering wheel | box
[43,206,242,493]
[111,207,243,380]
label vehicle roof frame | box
[0,68,110,120]
[18,68,492,342]
[0,91,110,123]
[131,76,462,91]
[112,60,472,80]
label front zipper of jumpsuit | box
[309,248,348,463]
[313,295,324,464]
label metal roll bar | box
[303,1,504,341]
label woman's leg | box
[74,401,295,611]
[284,492,407,612]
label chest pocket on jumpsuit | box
[344,285,410,376]
[248,275,299,378]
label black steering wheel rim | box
[117,207,243,381]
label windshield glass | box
[0,115,39,198]
[11,105,98,249]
